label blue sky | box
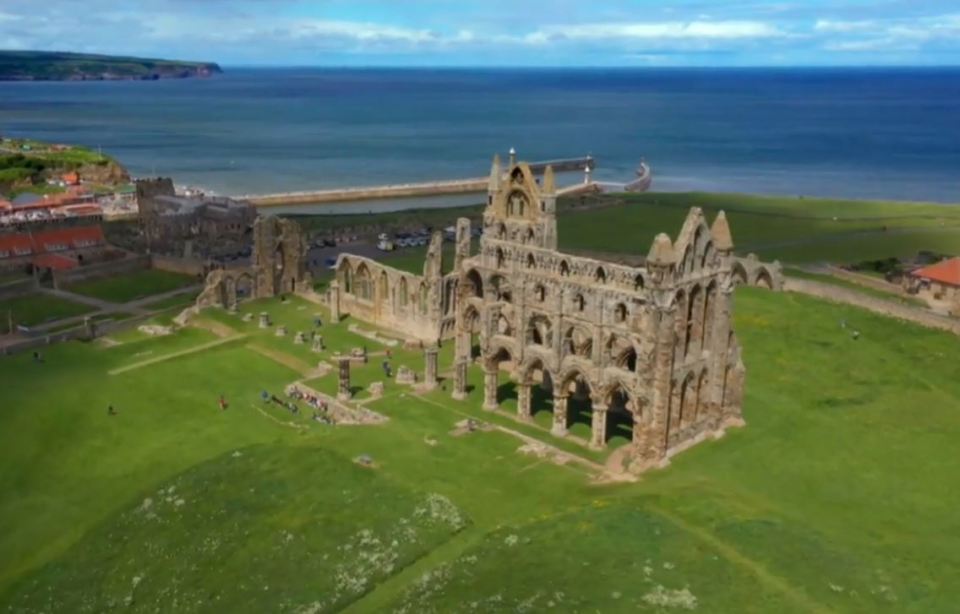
[1,0,959,66]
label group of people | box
[261,390,299,414]
[288,387,328,413]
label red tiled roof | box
[63,171,80,185]
[911,257,960,287]
[33,253,78,270]
[0,199,12,210]
[35,226,105,251]
[0,233,35,255]
[0,225,105,259]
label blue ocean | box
[1,67,958,203]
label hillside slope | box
[0,51,222,81]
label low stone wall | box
[0,277,37,300]
[151,254,207,277]
[52,254,150,288]
[784,278,960,335]
[0,312,157,356]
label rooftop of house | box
[910,256,960,287]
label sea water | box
[2,67,958,204]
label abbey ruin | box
[328,154,779,472]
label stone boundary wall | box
[784,278,960,335]
[151,254,207,277]
[0,277,37,300]
[0,311,158,356]
[52,254,150,288]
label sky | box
[1,0,959,67]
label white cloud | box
[818,14,960,52]
[814,19,877,33]
[532,20,785,43]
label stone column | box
[517,383,532,421]
[483,367,498,410]
[452,357,468,400]
[337,357,351,401]
[646,303,677,464]
[711,281,735,423]
[329,280,341,322]
[551,393,569,437]
[590,403,609,450]
[424,347,439,390]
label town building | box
[135,178,257,260]
[905,257,960,313]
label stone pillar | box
[337,357,351,401]
[258,312,271,328]
[329,280,341,322]
[452,357,468,400]
[483,367,498,410]
[517,383,532,421]
[646,304,677,463]
[590,403,609,450]
[551,393,569,437]
[424,347,439,390]
[711,281,735,422]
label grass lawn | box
[0,293,94,333]
[556,192,960,264]
[1,290,958,612]
[296,192,960,269]
[66,269,197,304]
[139,290,200,312]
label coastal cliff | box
[0,138,130,196]
[0,51,222,81]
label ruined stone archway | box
[463,268,484,299]
[483,345,517,409]
[755,268,774,290]
[526,313,553,348]
[557,365,595,437]
[732,262,749,286]
[562,325,593,359]
[604,381,636,447]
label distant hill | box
[0,51,222,81]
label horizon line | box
[219,63,960,70]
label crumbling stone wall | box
[449,157,746,474]
[317,155,748,475]
[332,231,453,342]
[196,215,311,310]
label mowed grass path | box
[66,269,197,303]
[0,292,94,333]
[1,291,958,611]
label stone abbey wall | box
[196,215,311,310]
[443,157,745,473]
[329,155,749,474]
[330,231,456,343]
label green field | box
[0,293,94,333]
[66,269,197,304]
[1,287,958,612]
[297,192,960,272]
[558,192,960,264]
